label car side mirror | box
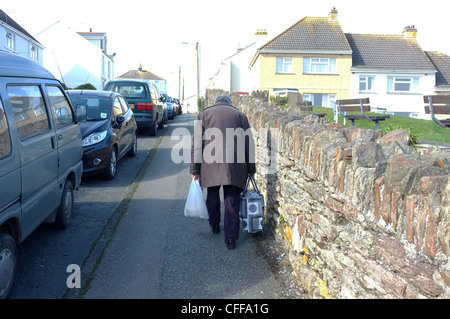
[116,115,125,124]
[75,105,87,122]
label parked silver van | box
[0,52,83,298]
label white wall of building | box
[350,71,436,119]
[0,22,44,65]
[35,21,114,89]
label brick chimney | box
[329,7,338,21]
[403,25,417,39]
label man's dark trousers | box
[206,185,243,240]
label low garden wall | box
[205,90,450,298]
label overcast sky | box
[4,0,450,97]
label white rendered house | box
[346,26,437,119]
[34,21,114,90]
[0,9,44,65]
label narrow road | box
[68,113,290,300]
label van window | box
[0,99,12,158]
[46,85,75,128]
[7,85,50,140]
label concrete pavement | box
[69,114,287,299]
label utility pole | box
[178,66,181,100]
[195,42,200,106]
[181,41,201,109]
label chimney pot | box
[402,25,417,39]
[329,7,338,21]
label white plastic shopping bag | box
[184,179,209,219]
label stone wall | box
[205,89,450,299]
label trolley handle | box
[244,175,260,193]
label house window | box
[31,46,38,61]
[6,33,14,50]
[273,89,298,97]
[276,57,293,73]
[359,76,374,91]
[303,58,336,74]
[101,56,105,76]
[388,77,419,92]
[302,93,336,108]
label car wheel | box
[126,132,137,157]
[158,116,164,129]
[102,147,118,180]
[0,233,16,299]
[54,180,74,229]
[149,120,157,136]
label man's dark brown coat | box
[190,102,256,189]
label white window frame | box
[303,57,337,74]
[328,94,336,108]
[30,46,38,61]
[302,93,336,108]
[388,76,419,93]
[276,57,293,74]
[6,33,15,51]
[359,76,374,92]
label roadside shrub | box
[382,124,419,145]
[75,83,97,90]
[269,96,288,106]
[198,97,204,113]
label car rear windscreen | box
[106,83,148,99]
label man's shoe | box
[225,238,236,250]
[211,224,220,234]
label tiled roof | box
[118,70,165,81]
[345,33,436,71]
[424,51,450,89]
[259,17,352,53]
[0,9,41,44]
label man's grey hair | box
[214,94,233,105]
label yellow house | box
[250,8,352,108]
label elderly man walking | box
[190,94,256,250]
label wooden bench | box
[336,98,390,130]
[424,95,450,128]
[296,101,327,119]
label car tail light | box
[137,102,153,110]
